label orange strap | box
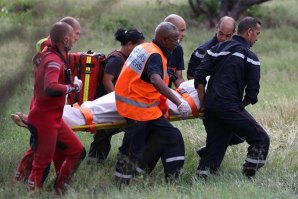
[73,103,96,133]
[175,88,199,117]
[159,96,169,119]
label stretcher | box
[71,115,200,132]
[64,80,203,132]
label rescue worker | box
[138,14,188,174]
[87,28,145,163]
[164,14,186,88]
[114,21,191,184]
[187,16,236,80]
[194,17,270,179]
[12,16,81,128]
[13,17,82,185]
[21,22,86,193]
[187,16,245,157]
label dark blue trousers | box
[115,116,185,182]
[88,128,121,162]
[197,106,270,176]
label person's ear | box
[62,37,68,45]
[247,28,253,37]
[162,37,168,45]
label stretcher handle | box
[72,115,203,132]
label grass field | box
[0,0,297,198]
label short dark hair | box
[115,28,145,45]
[237,17,262,35]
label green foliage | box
[202,0,220,17]
[97,16,134,32]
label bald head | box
[50,22,73,45]
[155,22,177,40]
[164,14,186,42]
[216,16,236,42]
[60,16,81,42]
[155,22,179,52]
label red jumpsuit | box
[14,40,81,185]
[21,46,85,192]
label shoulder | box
[196,35,218,51]
[42,51,63,69]
[106,55,124,68]
[246,50,260,66]
[172,44,184,59]
[148,53,162,63]
[107,51,125,61]
[174,44,183,52]
[108,51,126,60]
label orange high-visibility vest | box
[115,42,169,121]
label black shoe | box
[242,168,256,178]
[196,146,206,157]
[196,169,208,180]
[86,157,105,164]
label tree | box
[189,0,271,27]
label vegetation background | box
[0,0,297,198]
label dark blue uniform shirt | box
[141,40,171,83]
[187,35,218,78]
[168,44,184,87]
[194,35,261,109]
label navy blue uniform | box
[168,44,184,87]
[189,35,244,147]
[194,35,270,178]
[187,35,218,78]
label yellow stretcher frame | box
[71,115,202,132]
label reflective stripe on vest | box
[115,93,160,108]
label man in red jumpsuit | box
[14,17,82,188]
[24,21,85,193]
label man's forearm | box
[196,84,205,110]
[174,70,184,88]
[151,74,181,106]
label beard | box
[65,45,72,51]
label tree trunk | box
[222,0,271,20]
[190,0,271,27]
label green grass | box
[0,0,298,198]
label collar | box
[152,39,171,58]
[232,35,250,49]
[49,44,69,66]
[212,34,219,43]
